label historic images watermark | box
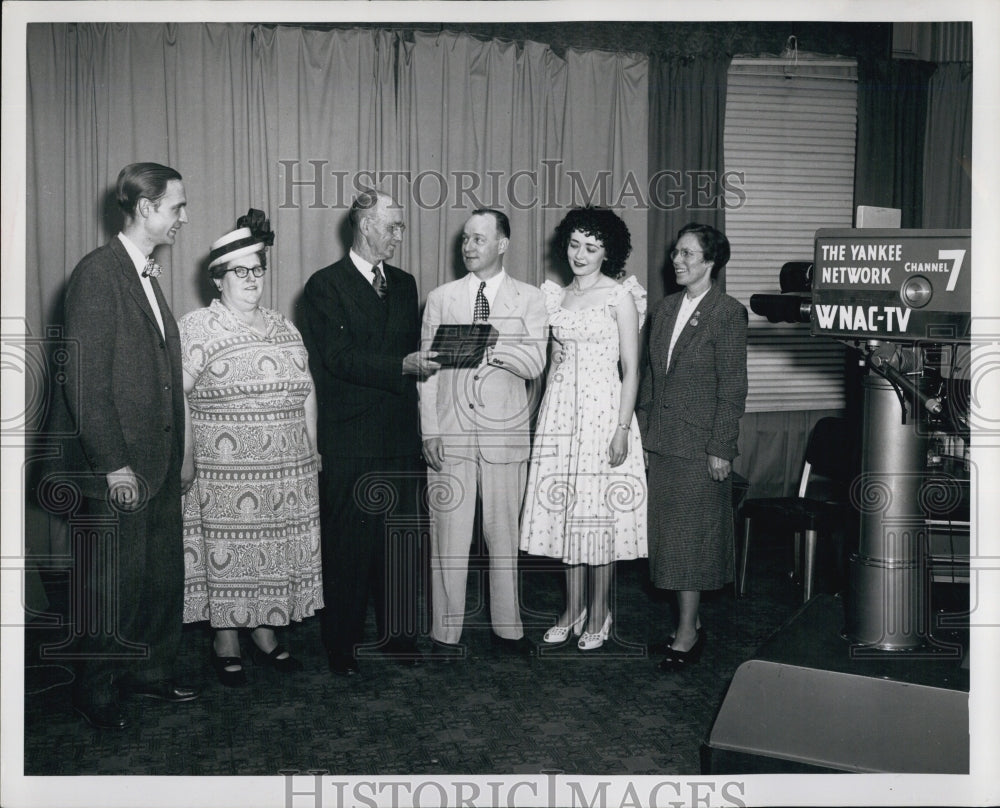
[277,161,747,212]
[282,771,749,808]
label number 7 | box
[939,249,965,292]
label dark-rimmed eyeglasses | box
[227,266,267,278]
[670,248,704,261]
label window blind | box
[724,59,858,412]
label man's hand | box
[181,452,196,494]
[422,437,445,472]
[707,454,731,482]
[403,350,441,380]
[107,465,141,510]
[551,335,565,365]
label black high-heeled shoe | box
[251,644,303,673]
[648,626,702,656]
[656,630,705,672]
[211,651,247,687]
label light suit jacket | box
[418,272,547,463]
[637,283,748,462]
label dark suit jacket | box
[637,283,748,462]
[51,237,184,500]
[298,255,421,459]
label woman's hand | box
[608,427,629,467]
[707,454,731,482]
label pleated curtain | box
[27,23,648,334]
[922,62,972,229]
[646,56,730,304]
[24,22,649,562]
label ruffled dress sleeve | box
[608,275,647,328]
[540,279,565,319]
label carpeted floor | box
[22,529,816,777]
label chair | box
[737,417,854,601]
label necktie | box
[371,265,387,299]
[142,257,162,278]
[473,281,490,322]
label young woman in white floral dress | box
[520,207,647,650]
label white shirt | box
[118,232,165,337]
[350,248,386,291]
[466,269,506,318]
[667,288,710,369]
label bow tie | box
[142,258,162,278]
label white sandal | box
[578,612,612,650]
[543,609,588,643]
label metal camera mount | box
[750,228,971,650]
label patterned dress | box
[180,299,323,627]
[520,277,648,565]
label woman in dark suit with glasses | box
[179,210,323,686]
[637,222,747,671]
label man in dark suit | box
[299,189,439,676]
[56,162,198,729]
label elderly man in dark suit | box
[55,162,198,729]
[299,189,439,677]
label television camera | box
[750,228,971,650]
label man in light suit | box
[299,189,439,677]
[54,162,198,729]
[419,209,547,656]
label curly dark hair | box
[554,206,632,279]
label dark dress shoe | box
[73,698,127,730]
[328,651,359,677]
[125,679,199,702]
[657,630,705,672]
[252,644,304,673]
[492,635,536,657]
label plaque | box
[431,323,499,367]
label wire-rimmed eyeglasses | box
[227,265,267,278]
[670,248,704,261]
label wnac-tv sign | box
[812,228,971,342]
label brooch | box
[689,310,700,327]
